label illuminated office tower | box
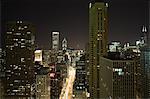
[52,31,59,51]
[62,38,67,51]
[3,21,35,98]
[88,1,109,98]
[36,66,50,99]
[112,59,139,98]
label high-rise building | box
[0,48,4,99]
[142,26,148,46]
[52,31,59,51]
[112,59,139,98]
[140,47,150,98]
[108,41,121,52]
[140,0,150,98]
[89,1,108,57]
[73,55,87,99]
[3,21,35,98]
[36,66,50,99]
[88,1,109,98]
[62,38,67,51]
[49,63,65,99]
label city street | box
[59,66,76,99]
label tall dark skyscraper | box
[89,1,108,57]
[88,1,109,98]
[140,0,150,98]
[3,21,35,98]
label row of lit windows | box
[6,31,31,35]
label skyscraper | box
[88,1,109,98]
[52,31,60,51]
[140,0,150,98]
[62,38,67,51]
[89,1,108,56]
[3,21,35,98]
[0,48,4,99]
[36,66,50,99]
[73,55,87,99]
[112,59,139,98]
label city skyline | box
[2,0,149,48]
[0,0,150,99]
[1,0,148,49]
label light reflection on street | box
[59,66,76,99]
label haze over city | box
[1,0,148,49]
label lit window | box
[18,67,21,70]
[24,26,27,28]
[18,26,22,30]
[16,33,21,35]
[80,87,82,89]
[21,46,25,48]
[21,58,25,62]
[21,28,24,30]
[27,31,31,34]
[14,80,20,82]
[7,32,12,34]
[10,47,13,50]
[6,70,11,72]
[21,39,25,41]
[21,43,25,45]
[14,65,18,69]
[118,71,124,76]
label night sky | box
[1,0,148,49]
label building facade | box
[112,59,139,98]
[49,63,66,99]
[0,48,4,99]
[140,0,150,98]
[140,47,150,98]
[88,1,109,98]
[36,67,50,99]
[3,21,35,98]
[73,55,87,99]
[52,32,60,51]
[62,38,67,51]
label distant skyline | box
[1,0,148,49]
